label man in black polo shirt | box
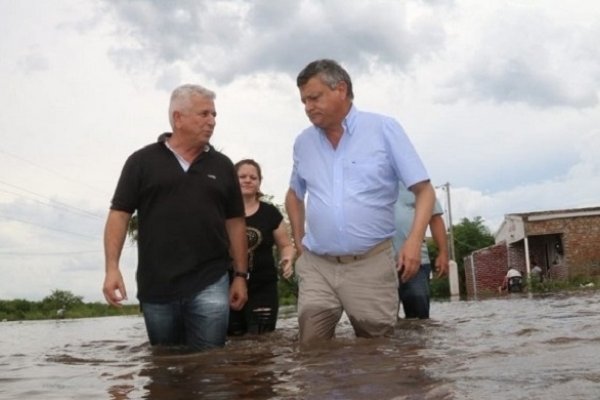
[103,84,248,351]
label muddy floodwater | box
[1,291,599,399]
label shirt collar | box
[343,104,358,135]
[157,132,212,153]
[314,104,357,136]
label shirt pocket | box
[344,157,384,190]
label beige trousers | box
[295,241,399,346]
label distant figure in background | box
[531,261,543,283]
[103,84,248,352]
[228,159,295,335]
[393,185,449,319]
[499,267,523,293]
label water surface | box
[1,291,599,399]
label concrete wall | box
[495,215,525,244]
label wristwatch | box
[233,271,250,280]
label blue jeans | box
[398,263,431,319]
[141,273,230,351]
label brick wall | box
[465,243,508,296]
[526,215,600,278]
[467,212,600,295]
[508,245,526,272]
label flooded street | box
[1,291,599,399]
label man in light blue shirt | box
[393,185,449,319]
[285,59,435,346]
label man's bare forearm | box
[104,210,132,271]
[285,188,305,250]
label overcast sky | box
[1,0,599,302]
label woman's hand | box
[279,257,294,279]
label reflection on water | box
[1,291,599,399]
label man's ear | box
[336,81,348,99]
[172,111,182,128]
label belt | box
[321,240,391,264]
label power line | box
[0,148,115,257]
[0,146,107,221]
[0,249,99,256]
[0,213,100,240]
[0,146,105,194]
[0,244,135,257]
[0,180,104,219]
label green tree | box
[452,216,495,296]
[128,213,138,242]
[41,289,84,312]
[0,299,34,320]
[425,238,451,298]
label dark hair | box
[234,159,264,199]
[296,59,354,100]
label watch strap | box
[233,271,249,280]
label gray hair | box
[168,84,216,129]
[296,59,354,100]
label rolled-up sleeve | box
[289,140,306,200]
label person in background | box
[103,84,248,352]
[498,267,523,293]
[394,184,449,319]
[285,59,435,347]
[531,260,543,283]
[228,159,295,335]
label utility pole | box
[439,182,459,297]
[441,182,456,261]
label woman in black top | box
[228,159,295,335]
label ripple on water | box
[1,293,600,399]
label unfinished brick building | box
[464,206,600,297]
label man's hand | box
[434,252,450,278]
[103,268,127,307]
[229,278,248,311]
[397,236,422,282]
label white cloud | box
[103,0,448,83]
[439,4,600,108]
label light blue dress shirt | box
[392,184,444,263]
[289,106,429,255]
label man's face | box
[175,95,216,143]
[299,76,347,129]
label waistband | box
[319,239,391,264]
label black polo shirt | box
[110,134,244,302]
